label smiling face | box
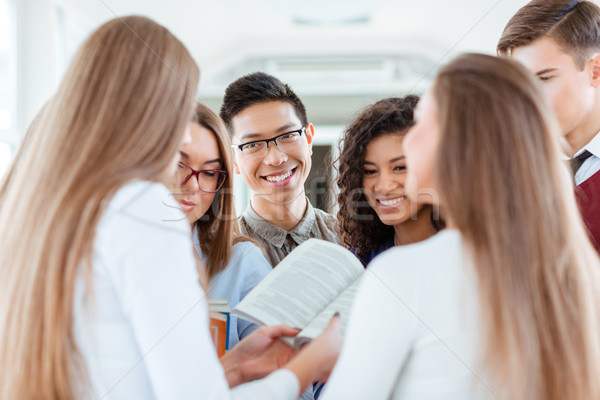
[511,37,599,142]
[403,88,441,205]
[172,122,222,226]
[230,101,314,204]
[362,133,425,226]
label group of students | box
[1,0,600,399]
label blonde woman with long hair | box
[0,16,341,400]
[322,53,600,400]
[168,102,271,348]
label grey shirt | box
[239,199,339,267]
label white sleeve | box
[112,220,298,400]
[320,260,420,399]
[231,369,299,399]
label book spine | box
[224,311,231,351]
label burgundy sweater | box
[576,169,600,253]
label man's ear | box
[305,123,315,155]
[233,158,241,174]
[590,54,600,88]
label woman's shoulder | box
[96,181,191,269]
[95,181,197,284]
[231,240,261,254]
[109,180,168,210]
[358,235,395,266]
[103,180,188,235]
[210,241,271,296]
[370,230,464,278]
[230,241,271,271]
[357,230,467,317]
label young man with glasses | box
[220,72,339,268]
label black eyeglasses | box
[176,162,227,193]
[231,127,306,158]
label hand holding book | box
[232,239,364,348]
[220,324,301,387]
[221,314,343,395]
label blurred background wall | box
[1,0,540,211]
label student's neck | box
[565,105,600,156]
[251,192,308,232]
[393,206,437,246]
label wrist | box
[283,346,321,395]
[220,353,244,388]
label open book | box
[232,239,364,348]
[209,299,231,357]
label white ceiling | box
[57,0,537,124]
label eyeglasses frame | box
[230,126,306,154]
[177,161,228,193]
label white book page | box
[232,239,363,332]
[294,277,362,346]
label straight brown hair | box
[0,16,199,399]
[435,53,600,400]
[497,0,600,68]
[190,103,253,280]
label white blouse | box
[72,181,298,400]
[321,230,498,400]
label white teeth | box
[379,197,405,206]
[265,170,293,182]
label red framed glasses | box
[176,162,227,193]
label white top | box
[73,181,299,400]
[321,230,498,400]
[200,240,272,348]
[574,132,600,185]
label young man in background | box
[498,0,600,251]
[220,72,338,267]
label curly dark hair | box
[219,72,308,136]
[336,95,420,255]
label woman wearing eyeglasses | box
[0,17,342,400]
[170,102,272,348]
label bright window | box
[0,0,15,179]
[55,4,92,82]
[0,0,15,134]
[0,142,11,178]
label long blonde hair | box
[190,103,252,280]
[0,16,199,399]
[434,53,600,399]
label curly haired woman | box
[336,96,443,266]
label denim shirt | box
[196,239,271,348]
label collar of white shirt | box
[574,132,600,185]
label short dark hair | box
[497,0,600,69]
[219,72,308,136]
